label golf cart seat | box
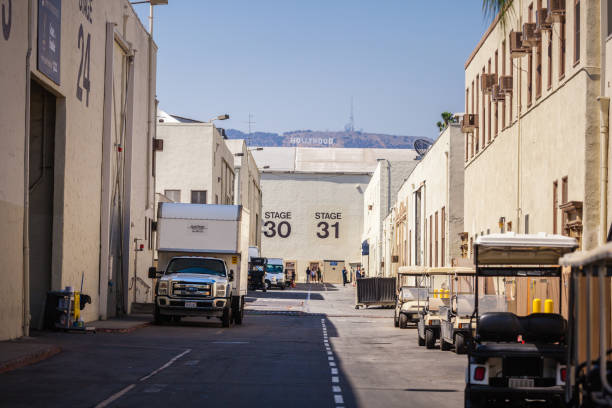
[477,312,522,342]
[427,297,445,312]
[521,313,566,343]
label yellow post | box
[532,298,542,314]
[73,291,80,322]
[444,289,450,299]
[433,289,439,298]
[544,299,554,313]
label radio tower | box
[345,97,355,132]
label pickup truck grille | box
[172,282,212,298]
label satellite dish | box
[413,138,433,159]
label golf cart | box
[248,257,267,292]
[439,266,475,354]
[560,243,612,407]
[464,233,578,408]
[417,267,453,349]
[394,266,428,328]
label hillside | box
[224,129,429,149]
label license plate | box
[184,302,197,308]
[509,378,534,388]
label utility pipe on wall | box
[598,96,610,244]
[22,0,34,337]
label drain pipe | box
[599,0,609,245]
[23,0,33,337]
[598,96,609,245]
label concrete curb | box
[0,345,61,374]
[94,322,151,333]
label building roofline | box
[465,13,502,70]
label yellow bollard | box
[433,289,439,299]
[444,289,450,299]
[73,291,80,321]
[544,299,554,313]
[532,298,542,314]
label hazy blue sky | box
[133,1,491,139]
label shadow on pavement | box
[246,290,324,301]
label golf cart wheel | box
[425,329,436,349]
[280,284,286,290]
[440,337,451,351]
[222,303,233,328]
[393,311,399,327]
[418,334,425,346]
[399,313,408,329]
[455,334,467,354]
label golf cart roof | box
[559,241,612,267]
[397,266,427,276]
[426,266,475,275]
[475,233,577,266]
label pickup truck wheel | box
[222,304,233,328]
[232,297,244,325]
[399,313,408,329]
[153,306,169,325]
[425,329,436,349]
[455,334,467,354]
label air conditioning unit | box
[510,31,530,58]
[536,8,552,31]
[481,73,497,95]
[491,85,505,102]
[499,75,513,93]
[547,0,566,21]
[461,113,478,133]
[153,138,164,151]
[391,255,399,263]
[522,23,541,47]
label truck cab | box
[150,256,237,327]
[265,258,286,290]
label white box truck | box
[149,203,249,327]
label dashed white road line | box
[321,318,345,408]
[94,349,192,408]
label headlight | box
[216,283,226,297]
[158,281,168,295]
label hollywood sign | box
[288,137,335,146]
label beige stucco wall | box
[362,160,416,276]
[0,1,156,339]
[388,124,464,272]
[225,139,262,248]
[260,172,370,282]
[156,123,235,205]
[463,1,601,251]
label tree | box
[436,112,456,132]
[482,0,514,29]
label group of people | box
[305,265,323,283]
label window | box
[164,189,180,202]
[560,15,566,78]
[469,237,474,258]
[524,214,530,234]
[191,190,207,204]
[435,211,439,267]
[476,73,481,153]
[536,26,542,98]
[547,31,553,89]
[429,215,433,267]
[553,180,558,234]
[502,41,506,129]
[508,32,513,121]
[441,207,445,267]
[494,51,498,137]
[487,60,492,143]
[574,0,580,64]
[608,0,612,37]
[215,194,219,204]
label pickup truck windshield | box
[167,258,226,276]
[266,265,283,273]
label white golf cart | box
[394,266,428,329]
[439,266,475,354]
[464,233,577,408]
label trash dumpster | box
[355,277,396,309]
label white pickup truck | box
[150,203,250,327]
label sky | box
[133,1,492,139]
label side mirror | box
[228,270,234,282]
[148,267,159,279]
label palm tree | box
[482,0,514,29]
[436,112,456,132]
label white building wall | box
[0,1,156,339]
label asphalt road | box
[0,283,466,407]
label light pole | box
[130,0,168,36]
[208,114,230,124]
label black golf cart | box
[560,243,612,407]
[465,233,578,408]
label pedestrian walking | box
[342,267,348,286]
[311,267,317,283]
[305,266,311,283]
[316,266,322,283]
[356,266,362,280]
